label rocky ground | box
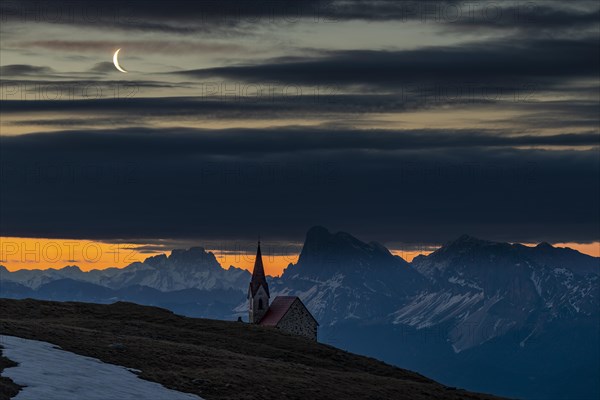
[0,298,507,400]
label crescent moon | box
[113,48,128,73]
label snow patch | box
[530,270,543,297]
[448,276,482,290]
[392,291,484,329]
[1,335,203,400]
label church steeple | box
[248,241,270,323]
[249,241,270,298]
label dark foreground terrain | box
[0,298,505,400]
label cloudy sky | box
[1,1,598,274]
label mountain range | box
[1,226,598,400]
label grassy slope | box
[0,298,506,400]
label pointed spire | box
[249,241,270,297]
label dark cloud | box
[0,94,479,117]
[3,127,597,155]
[2,95,598,134]
[492,101,600,130]
[0,79,186,102]
[89,62,117,74]
[1,128,598,244]
[0,0,328,34]
[1,1,598,248]
[444,4,599,33]
[7,117,130,128]
[2,37,597,126]
[18,40,245,55]
[0,64,55,77]
[176,37,599,88]
[1,1,597,34]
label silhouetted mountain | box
[0,280,34,298]
[36,279,116,302]
[0,277,245,320]
[271,226,425,323]
[374,234,597,400]
[404,235,599,350]
[1,247,250,293]
[273,229,597,399]
[99,247,250,292]
[521,241,599,276]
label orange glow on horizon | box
[390,249,434,262]
[520,242,600,258]
[0,237,296,276]
[0,237,164,272]
[212,250,298,277]
[1,237,598,277]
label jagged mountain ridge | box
[2,230,598,336]
[1,246,249,292]
[2,230,597,327]
[268,226,426,323]
[397,234,599,352]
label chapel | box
[248,242,318,341]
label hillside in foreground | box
[0,299,505,400]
